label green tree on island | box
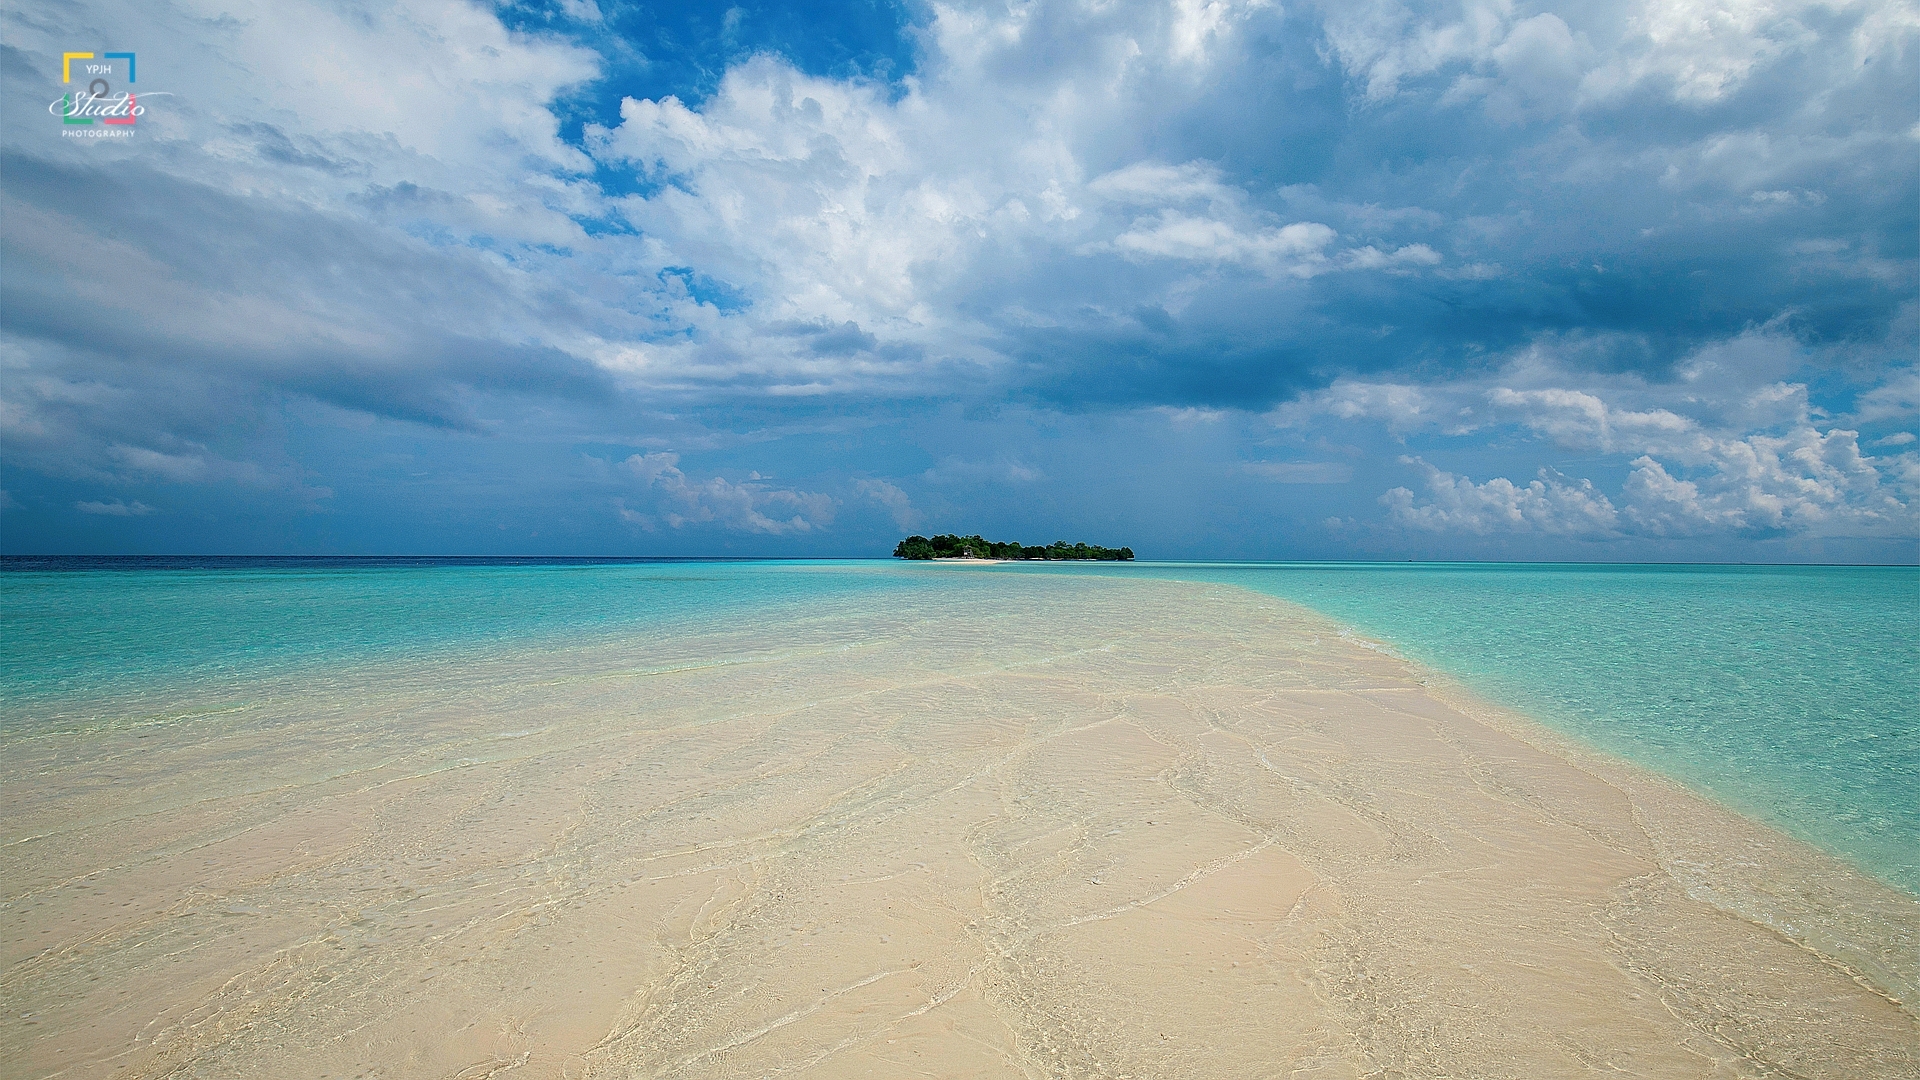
[892,534,1134,561]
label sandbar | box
[2,575,1914,1077]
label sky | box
[1,0,1916,560]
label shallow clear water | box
[0,558,922,731]
[1003,561,1920,895]
[2,557,1915,894]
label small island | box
[893,534,1135,561]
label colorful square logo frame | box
[62,51,137,125]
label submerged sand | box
[2,575,1915,1077]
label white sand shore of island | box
[2,576,1913,1077]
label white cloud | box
[1338,242,1444,271]
[1317,0,1514,103]
[1292,333,1920,540]
[1439,12,1590,122]
[619,452,835,534]
[1087,161,1242,204]
[1170,0,1272,64]
[1384,456,1622,535]
[1622,427,1918,536]
[1319,0,1913,120]
[853,478,923,529]
[583,56,999,388]
[1488,387,1693,452]
[38,0,607,244]
[2,0,1910,558]
[1107,213,1338,275]
[1086,162,1435,276]
[1603,0,1819,104]
[573,9,1468,394]
[12,0,1874,429]
[1850,369,1920,423]
[1270,381,1442,432]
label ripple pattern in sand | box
[3,576,1915,1078]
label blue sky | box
[2,0,1915,560]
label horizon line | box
[2,554,1915,569]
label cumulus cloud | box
[573,12,1491,398]
[1621,428,1917,536]
[1303,331,1920,540]
[853,478,922,529]
[1319,0,1908,110]
[1389,425,1918,541]
[1607,0,1823,103]
[1108,214,1339,275]
[617,452,834,534]
[1084,161,1368,276]
[8,0,1908,415]
[1384,457,1621,535]
[1270,381,1448,434]
[0,0,1911,555]
[1486,387,1692,452]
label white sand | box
[3,576,1914,1077]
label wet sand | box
[3,575,1915,1077]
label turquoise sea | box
[2,557,1915,894]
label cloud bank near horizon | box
[2,0,1915,559]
